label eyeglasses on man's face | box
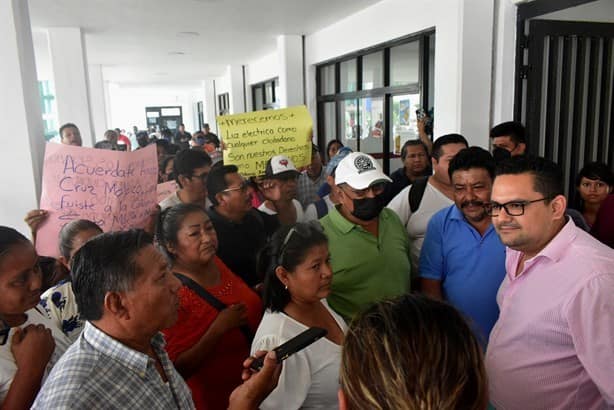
[221,181,249,194]
[484,197,552,217]
[341,182,386,199]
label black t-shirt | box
[206,207,279,287]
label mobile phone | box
[416,108,426,120]
[250,327,328,371]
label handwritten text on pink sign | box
[36,143,158,257]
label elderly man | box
[420,147,505,344]
[384,139,431,203]
[485,156,614,409]
[321,152,411,321]
[33,230,280,409]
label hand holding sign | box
[36,143,159,257]
[218,105,313,177]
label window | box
[316,31,435,174]
[252,78,279,111]
[218,93,230,116]
[39,80,58,141]
[340,59,357,93]
[362,51,384,90]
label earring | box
[284,284,288,290]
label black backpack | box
[408,176,429,213]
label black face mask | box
[492,147,512,163]
[351,195,386,221]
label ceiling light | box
[168,51,187,56]
[177,31,200,38]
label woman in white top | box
[40,219,103,342]
[0,226,72,409]
[252,222,346,410]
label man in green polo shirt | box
[321,152,411,320]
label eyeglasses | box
[0,321,10,346]
[341,182,386,199]
[191,172,209,183]
[278,222,324,266]
[221,181,249,194]
[484,197,552,217]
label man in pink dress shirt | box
[485,156,614,410]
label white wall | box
[88,64,108,139]
[32,29,52,80]
[305,0,495,148]
[107,84,197,137]
[277,35,304,108]
[1,0,45,235]
[247,51,278,85]
[539,0,614,23]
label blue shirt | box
[420,205,506,344]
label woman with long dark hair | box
[252,222,346,409]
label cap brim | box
[268,170,301,179]
[342,171,392,190]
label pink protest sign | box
[36,143,158,257]
[157,180,178,203]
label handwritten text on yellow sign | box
[217,106,312,177]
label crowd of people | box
[0,119,613,409]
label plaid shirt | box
[33,321,195,409]
[297,169,327,208]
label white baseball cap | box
[334,152,391,189]
[264,155,300,178]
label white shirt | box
[387,181,453,275]
[251,300,347,410]
[159,191,212,211]
[257,199,306,223]
[0,307,72,402]
[41,282,83,342]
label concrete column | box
[203,79,218,133]
[277,35,304,108]
[492,0,518,127]
[227,65,245,114]
[47,27,95,146]
[243,65,253,112]
[457,0,495,147]
[0,0,46,235]
[88,64,108,140]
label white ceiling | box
[28,0,382,86]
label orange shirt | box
[163,257,262,409]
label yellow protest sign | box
[217,105,312,177]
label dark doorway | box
[145,106,183,133]
[514,0,614,202]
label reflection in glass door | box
[359,97,385,168]
[389,93,421,172]
[339,99,358,152]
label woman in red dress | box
[158,203,262,409]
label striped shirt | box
[33,321,194,409]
